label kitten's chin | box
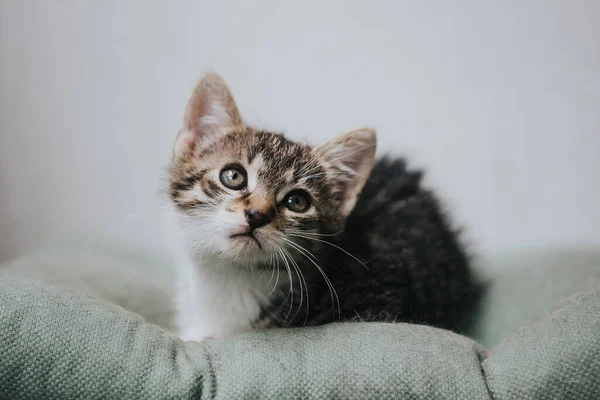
[229,232,262,248]
[221,234,272,266]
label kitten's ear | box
[174,72,243,159]
[313,128,377,216]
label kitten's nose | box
[245,209,272,231]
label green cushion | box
[483,287,600,399]
[0,278,489,399]
[0,239,176,331]
[469,249,600,348]
[1,242,599,399]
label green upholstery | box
[469,249,600,348]
[1,241,599,399]
[483,287,600,399]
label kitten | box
[167,73,480,342]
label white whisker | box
[286,229,345,237]
[288,233,369,271]
[274,244,296,324]
[279,244,309,326]
[282,237,340,320]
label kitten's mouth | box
[230,232,262,249]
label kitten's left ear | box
[313,128,377,216]
[174,72,244,159]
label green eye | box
[284,191,311,213]
[220,167,246,190]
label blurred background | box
[1,1,598,265]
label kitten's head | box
[169,73,376,267]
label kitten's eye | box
[284,191,311,213]
[220,167,247,190]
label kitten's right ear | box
[174,72,243,159]
[312,127,377,217]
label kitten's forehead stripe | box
[247,154,264,192]
[246,131,314,192]
[246,142,259,164]
[283,170,294,184]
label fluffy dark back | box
[272,156,482,333]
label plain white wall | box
[1,1,599,262]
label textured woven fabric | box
[0,239,176,331]
[482,287,600,400]
[1,245,600,399]
[0,278,489,399]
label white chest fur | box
[162,198,285,342]
[174,255,282,342]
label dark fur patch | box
[202,179,225,198]
[169,170,206,198]
[263,156,483,333]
